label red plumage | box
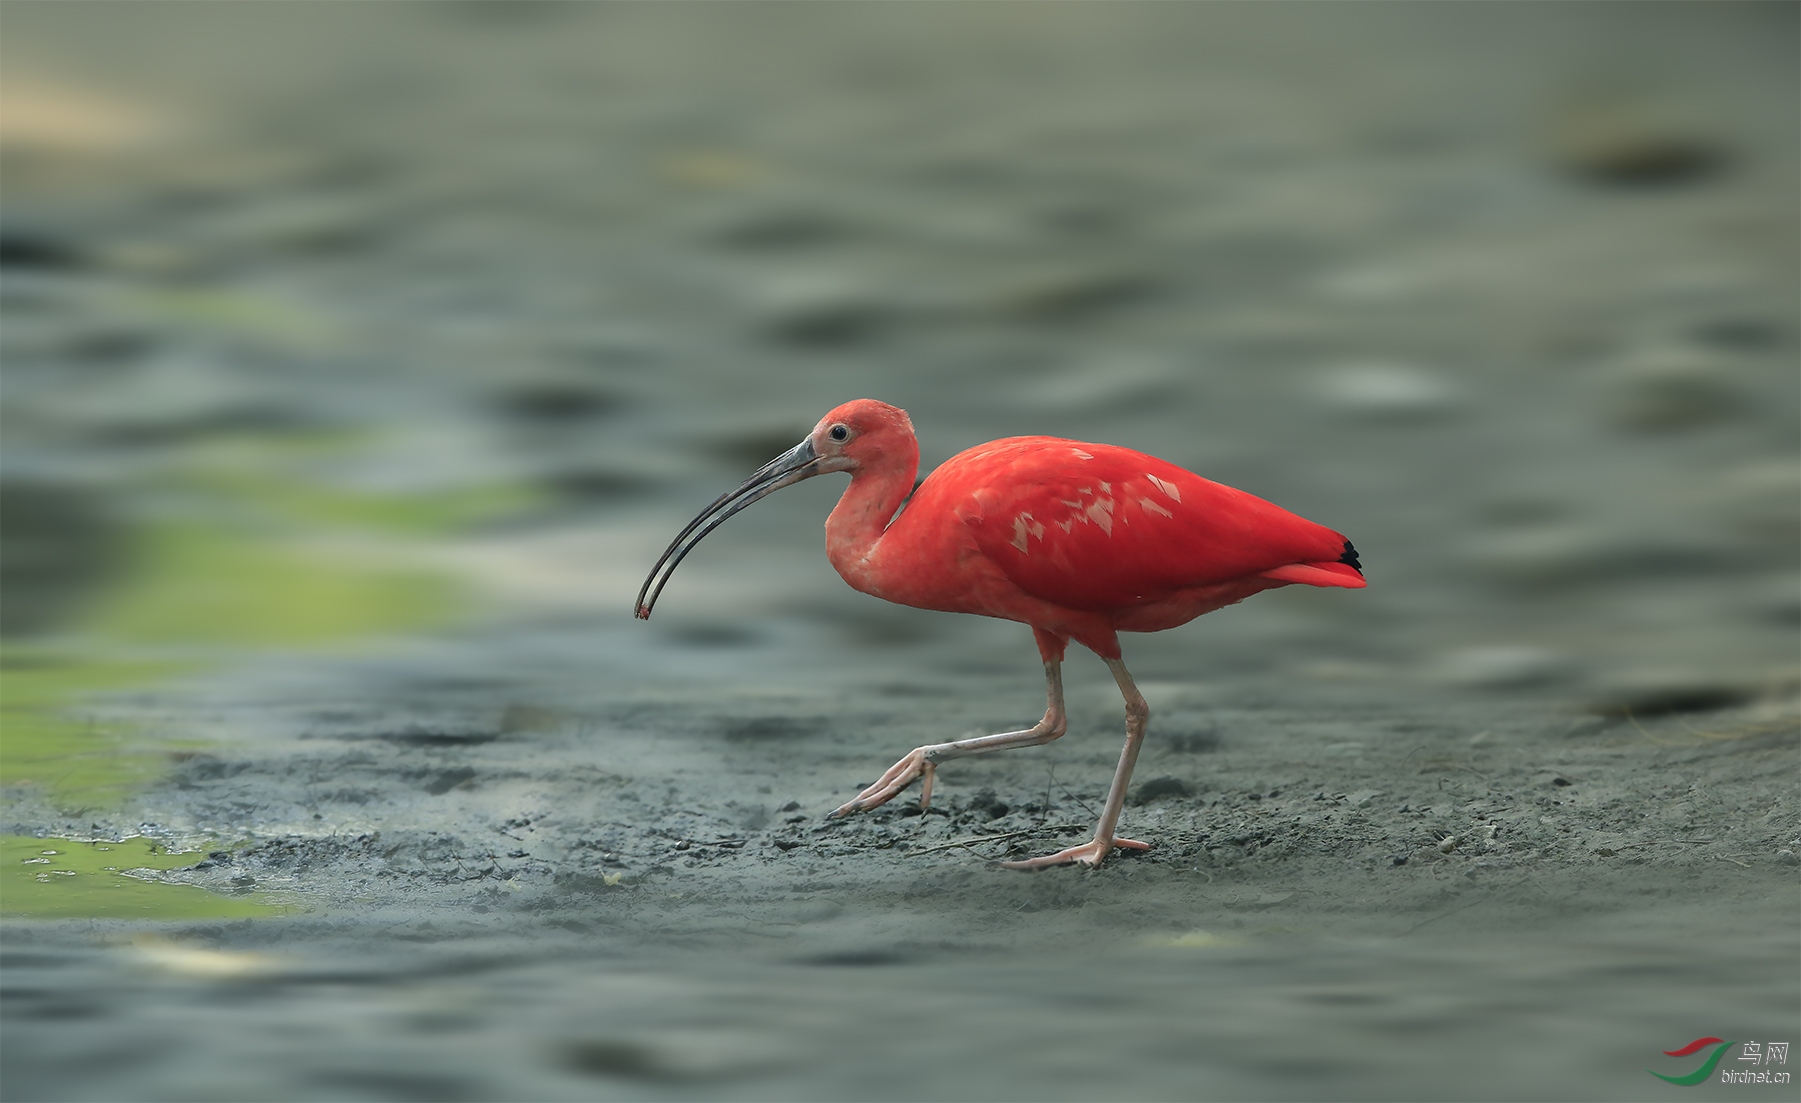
[947,437,1354,608]
[841,433,1361,659]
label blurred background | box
[2,3,1796,1101]
[5,1,1796,705]
[5,2,1794,701]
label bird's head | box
[805,398,916,475]
[634,399,915,619]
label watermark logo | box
[1650,1039,1790,1086]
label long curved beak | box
[634,438,821,619]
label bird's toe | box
[995,836,1150,871]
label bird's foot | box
[828,748,937,818]
[995,835,1150,871]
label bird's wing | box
[954,438,1360,611]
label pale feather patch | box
[1086,498,1115,535]
[1011,512,1045,552]
[1146,474,1182,503]
[1140,496,1173,518]
[1099,481,1112,493]
[1071,448,1094,460]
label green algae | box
[1,835,287,920]
[0,653,187,805]
[2,434,537,812]
[188,469,543,538]
[172,432,545,539]
[87,522,459,648]
[2,518,460,808]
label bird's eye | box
[829,425,849,442]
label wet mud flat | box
[3,3,1798,1100]
[4,624,1798,1101]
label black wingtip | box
[1338,540,1362,571]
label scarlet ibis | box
[636,399,1363,869]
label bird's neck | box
[824,455,918,595]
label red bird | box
[636,399,1363,869]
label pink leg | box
[998,656,1151,870]
[828,660,1067,818]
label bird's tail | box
[1258,561,1366,588]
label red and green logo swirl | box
[1649,1038,1734,1086]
